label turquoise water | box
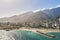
[48,32,60,40]
[11,30,60,40]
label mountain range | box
[0,7,60,23]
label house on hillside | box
[52,17,60,29]
[42,20,53,28]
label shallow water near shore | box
[0,30,60,40]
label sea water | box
[0,30,60,40]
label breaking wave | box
[0,30,15,40]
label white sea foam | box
[0,30,15,40]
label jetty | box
[36,31,56,38]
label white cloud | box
[56,5,60,7]
[20,10,31,14]
[33,8,46,13]
[49,7,54,10]
[33,5,60,13]
[48,5,60,10]
[33,9,41,13]
[41,8,46,10]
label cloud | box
[20,10,31,14]
[33,9,41,13]
[48,5,60,10]
[0,0,60,18]
[33,8,46,13]
[33,5,60,13]
[56,5,60,7]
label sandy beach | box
[19,27,60,33]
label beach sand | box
[19,27,60,33]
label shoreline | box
[0,27,60,33]
[19,27,60,33]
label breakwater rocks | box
[36,31,56,38]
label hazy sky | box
[0,0,60,18]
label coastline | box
[19,27,60,33]
[0,27,60,33]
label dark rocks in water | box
[36,31,56,38]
